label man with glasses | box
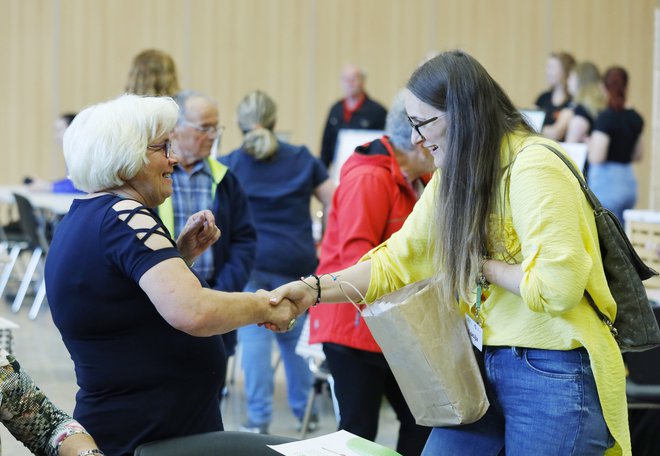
[161,91,257,395]
[319,64,387,169]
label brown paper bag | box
[361,275,489,427]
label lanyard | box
[474,271,490,326]
[473,256,490,325]
[467,281,486,351]
[474,283,484,326]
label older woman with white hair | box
[220,90,335,435]
[44,94,299,456]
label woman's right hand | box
[270,280,318,314]
[258,280,318,333]
[256,289,299,332]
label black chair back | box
[12,194,49,251]
[626,307,660,385]
[133,431,297,456]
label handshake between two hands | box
[177,212,318,333]
[177,211,320,333]
[254,280,318,333]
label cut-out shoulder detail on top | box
[111,199,176,251]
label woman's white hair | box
[63,94,178,193]
[385,90,414,153]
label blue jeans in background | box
[422,347,613,455]
[238,269,315,428]
[588,162,637,224]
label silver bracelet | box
[78,450,105,456]
[54,421,89,449]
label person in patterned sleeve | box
[0,349,102,456]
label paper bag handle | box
[338,280,368,315]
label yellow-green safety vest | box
[159,158,229,235]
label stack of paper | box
[269,430,402,456]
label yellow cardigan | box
[363,132,629,455]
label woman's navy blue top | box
[220,141,328,278]
[45,194,225,456]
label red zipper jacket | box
[309,136,420,352]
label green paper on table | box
[346,435,401,456]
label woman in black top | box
[587,66,644,223]
[535,52,575,133]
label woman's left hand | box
[176,210,221,265]
[482,259,523,297]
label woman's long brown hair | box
[406,50,533,304]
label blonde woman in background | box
[565,62,607,143]
[543,61,605,143]
[125,49,180,97]
[220,90,335,435]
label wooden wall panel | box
[430,0,548,109]
[1,0,656,210]
[56,0,187,174]
[59,0,187,107]
[312,0,419,153]
[186,0,316,151]
[4,0,57,181]
[653,6,660,208]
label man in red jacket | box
[309,91,434,455]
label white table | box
[0,185,80,215]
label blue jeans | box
[238,269,315,426]
[588,162,637,223]
[422,347,613,456]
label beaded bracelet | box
[78,450,105,456]
[299,274,322,306]
[478,256,490,289]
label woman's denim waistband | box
[485,346,588,358]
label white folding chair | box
[294,316,340,438]
[10,194,50,318]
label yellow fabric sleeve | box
[509,144,596,315]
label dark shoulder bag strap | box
[533,143,659,338]
[540,143,653,278]
[533,144,616,329]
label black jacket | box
[320,95,387,168]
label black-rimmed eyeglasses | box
[147,141,173,159]
[407,115,438,141]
